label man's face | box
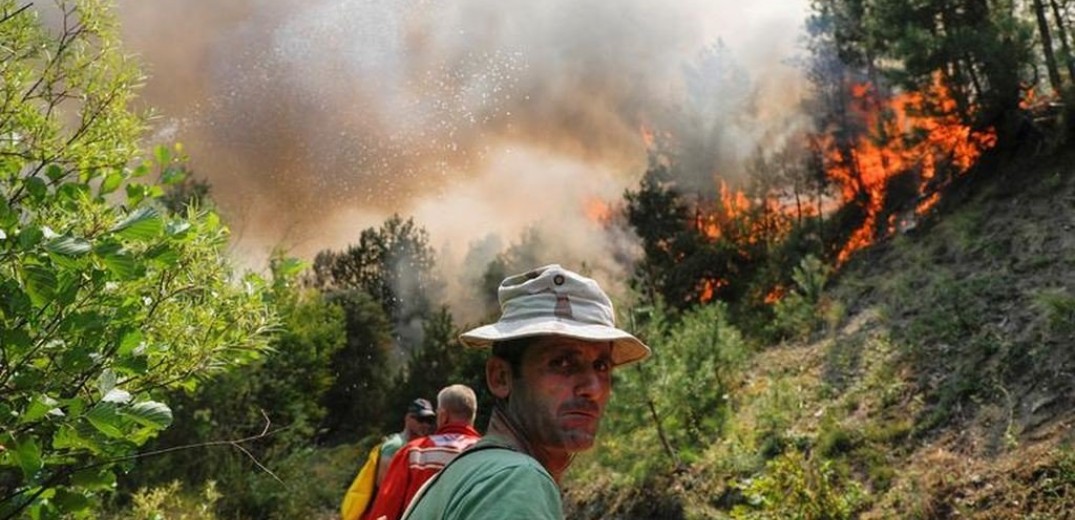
[505,337,613,455]
[405,414,435,437]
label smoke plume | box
[114,0,808,310]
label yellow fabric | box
[341,442,381,520]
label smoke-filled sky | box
[114,0,809,300]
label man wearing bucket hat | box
[400,264,650,520]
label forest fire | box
[698,277,728,304]
[584,197,615,225]
[694,181,791,242]
[819,75,997,264]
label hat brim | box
[460,317,650,367]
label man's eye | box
[594,359,611,373]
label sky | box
[113,0,810,304]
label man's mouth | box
[560,401,601,421]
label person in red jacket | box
[366,384,481,520]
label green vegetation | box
[0,2,273,517]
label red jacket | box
[366,423,481,520]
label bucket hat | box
[460,264,650,366]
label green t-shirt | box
[402,437,563,520]
[380,432,406,460]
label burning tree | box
[804,0,1013,265]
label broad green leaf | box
[114,355,148,376]
[110,206,162,240]
[117,330,143,356]
[46,236,92,256]
[2,328,31,351]
[52,488,91,513]
[70,467,115,491]
[53,424,103,455]
[48,249,84,272]
[1,282,31,321]
[23,264,57,307]
[62,397,87,417]
[124,401,173,430]
[12,436,43,479]
[24,176,47,200]
[97,369,117,395]
[18,225,44,249]
[58,344,93,372]
[127,425,161,445]
[21,395,62,424]
[131,164,150,178]
[100,250,137,279]
[85,404,125,439]
[45,164,65,181]
[54,274,81,306]
[145,244,180,267]
[99,170,123,196]
[125,183,148,206]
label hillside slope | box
[832,147,1075,518]
[565,147,1075,519]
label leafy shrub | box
[233,443,361,520]
[733,448,865,520]
[589,301,751,483]
[1033,288,1075,336]
[104,481,221,520]
[771,255,832,341]
[0,2,274,517]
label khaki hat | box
[460,264,650,366]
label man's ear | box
[486,357,512,399]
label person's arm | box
[366,446,411,520]
[375,445,393,486]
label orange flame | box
[583,197,614,225]
[764,285,786,305]
[821,74,996,264]
[693,180,796,245]
[698,277,728,304]
[640,124,656,151]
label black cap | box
[407,398,436,418]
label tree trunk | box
[1034,0,1064,92]
[1049,0,1075,82]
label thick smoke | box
[114,0,808,311]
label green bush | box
[588,301,751,483]
[236,443,361,520]
[104,481,220,520]
[733,448,865,520]
[771,255,832,341]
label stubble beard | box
[507,388,601,454]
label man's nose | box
[574,367,608,398]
